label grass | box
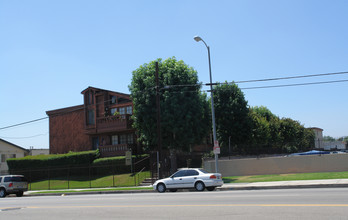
[29,171,151,190]
[31,187,153,194]
[223,171,348,183]
[28,170,348,192]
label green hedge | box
[92,154,149,175]
[7,150,98,170]
[7,151,149,182]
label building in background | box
[28,147,49,156]
[46,87,138,157]
[0,138,29,174]
[310,127,324,149]
[309,127,347,150]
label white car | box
[153,168,223,193]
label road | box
[1,188,348,219]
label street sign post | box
[125,150,132,172]
[213,141,220,154]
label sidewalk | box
[218,179,348,191]
[23,179,348,196]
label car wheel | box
[16,191,24,197]
[157,183,166,193]
[206,186,216,191]
[169,189,177,192]
[195,181,205,191]
[0,188,7,198]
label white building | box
[0,138,29,174]
[309,127,347,150]
[310,127,324,149]
[29,147,49,156]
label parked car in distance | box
[0,175,28,198]
[153,168,223,193]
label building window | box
[127,134,134,144]
[126,106,132,115]
[110,96,117,104]
[111,108,117,115]
[112,135,118,145]
[119,107,125,115]
[92,137,99,150]
[88,91,94,105]
[120,134,127,144]
[88,109,95,125]
[1,154,16,163]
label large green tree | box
[129,57,210,170]
[213,82,252,155]
[250,106,315,154]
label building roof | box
[46,104,84,117]
[81,86,130,97]
[46,87,131,117]
[0,138,29,153]
[309,127,324,131]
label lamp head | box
[193,36,202,42]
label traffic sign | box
[213,141,220,154]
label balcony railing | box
[91,115,133,133]
[99,144,135,157]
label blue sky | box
[1,0,347,149]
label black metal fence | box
[10,163,150,191]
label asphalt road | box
[1,188,348,219]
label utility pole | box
[155,62,163,178]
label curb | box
[25,189,154,197]
[24,183,348,197]
[217,184,348,191]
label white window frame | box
[111,135,118,145]
[119,107,126,115]
[126,106,132,115]
[120,134,127,144]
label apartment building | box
[46,87,138,157]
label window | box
[127,134,134,144]
[186,170,199,176]
[111,108,117,115]
[120,134,127,144]
[119,107,125,115]
[88,91,94,104]
[88,109,95,125]
[5,176,27,182]
[112,135,118,145]
[126,106,132,115]
[1,154,16,163]
[92,137,99,150]
[110,96,117,104]
[172,170,186,178]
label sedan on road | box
[153,168,223,193]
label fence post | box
[89,165,91,188]
[67,167,70,189]
[48,167,50,190]
[113,164,115,187]
[29,169,32,191]
[134,175,136,186]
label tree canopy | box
[213,82,252,154]
[212,83,315,156]
[129,57,210,153]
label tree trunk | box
[169,148,177,174]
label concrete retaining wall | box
[203,154,348,176]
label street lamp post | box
[194,36,219,173]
